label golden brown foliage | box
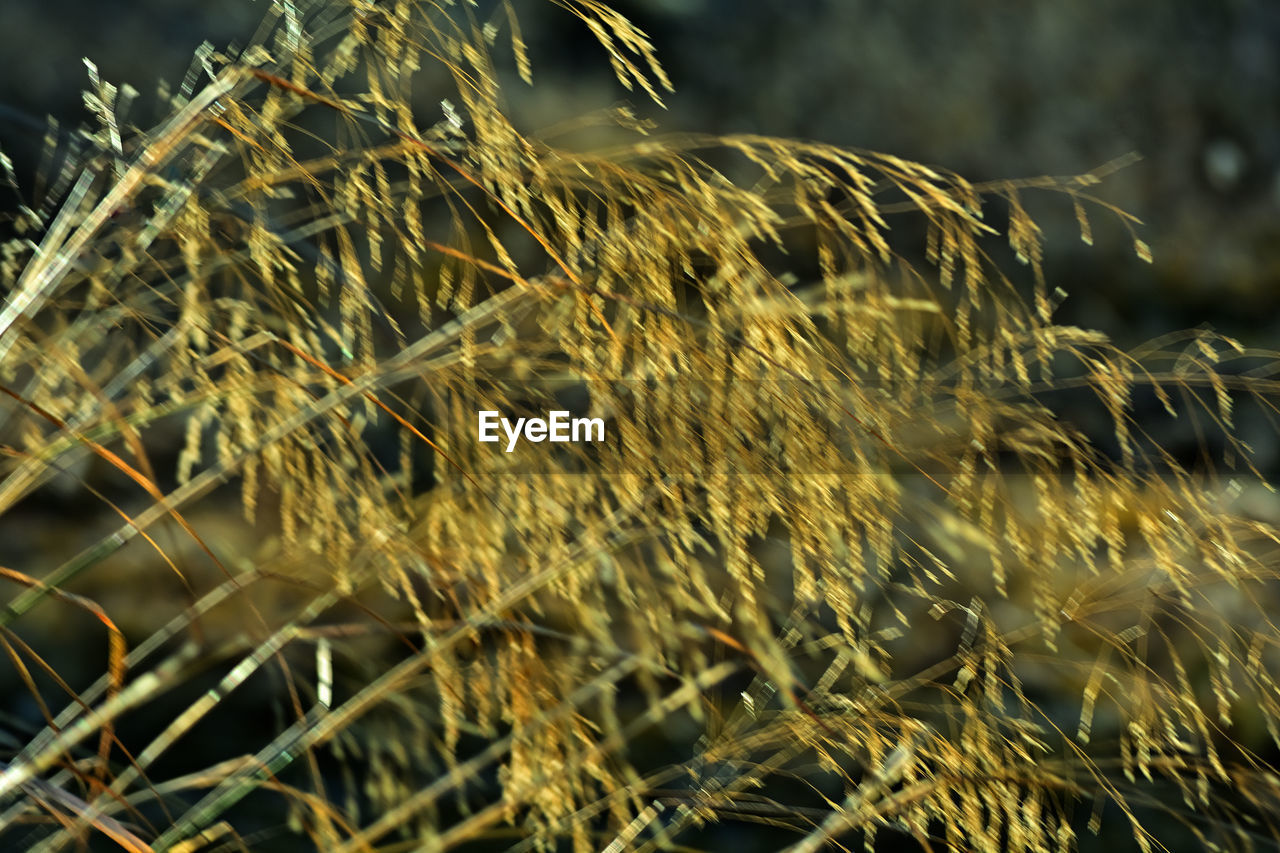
[1,2,1278,851]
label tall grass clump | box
[1,2,1279,851]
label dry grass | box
[1,2,1279,851]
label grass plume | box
[0,2,1278,851]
